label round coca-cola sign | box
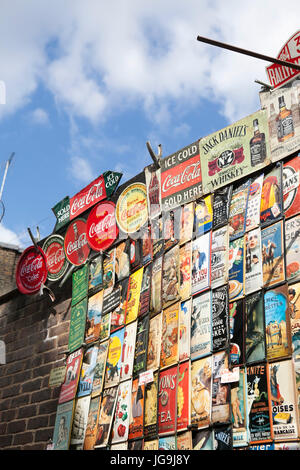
[64,218,90,266]
[86,201,118,252]
[16,245,48,295]
[42,234,69,282]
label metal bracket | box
[146,141,162,169]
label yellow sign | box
[116,183,148,234]
[125,267,144,324]
[108,335,122,367]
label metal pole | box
[196,35,300,71]
[0,152,15,200]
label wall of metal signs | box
[16,78,300,450]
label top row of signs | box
[51,79,300,236]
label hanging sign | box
[116,183,148,234]
[64,218,90,266]
[15,245,48,295]
[69,171,122,221]
[42,234,69,282]
[160,141,202,212]
[86,201,118,252]
[266,31,300,89]
[52,196,70,232]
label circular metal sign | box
[42,234,69,282]
[86,201,118,252]
[116,183,148,234]
[15,245,48,295]
[64,218,90,266]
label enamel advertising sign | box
[15,245,48,295]
[42,234,69,282]
[64,218,90,266]
[116,183,148,234]
[160,141,202,212]
[266,31,300,89]
[86,201,118,252]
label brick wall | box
[0,244,22,296]
[0,280,72,450]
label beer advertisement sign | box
[160,141,202,212]
[199,110,270,195]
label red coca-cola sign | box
[86,201,118,252]
[64,218,90,266]
[69,174,106,220]
[42,234,69,282]
[16,245,48,295]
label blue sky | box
[0,0,299,248]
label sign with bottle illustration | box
[64,218,90,266]
[260,81,300,163]
[247,363,272,444]
[145,165,162,220]
[283,155,300,219]
[199,110,270,195]
[160,141,202,212]
[266,31,300,89]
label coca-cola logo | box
[64,219,90,266]
[16,246,48,294]
[43,235,69,281]
[116,183,148,234]
[70,182,104,217]
[162,162,201,193]
[86,201,118,252]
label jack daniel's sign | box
[160,141,202,212]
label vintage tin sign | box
[158,365,178,436]
[178,300,191,363]
[260,82,300,163]
[211,226,229,289]
[285,214,300,282]
[52,196,70,232]
[138,263,151,317]
[228,236,245,301]
[68,297,87,353]
[179,202,194,245]
[115,241,130,282]
[214,424,233,450]
[128,378,145,440]
[283,155,300,219]
[86,201,118,252]
[228,179,250,241]
[229,299,244,366]
[191,292,212,360]
[245,292,266,365]
[88,254,102,292]
[212,185,233,230]
[260,165,283,227]
[52,400,75,450]
[144,371,159,440]
[104,327,125,388]
[261,220,285,288]
[158,435,176,450]
[160,141,202,212]
[212,351,231,425]
[212,285,229,352]
[77,345,98,398]
[94,386,118,448]
[244,227,263,295]
[71,264,88,306]
[245,174,264,231]
[125,267,144,325]
[191,356,212,429]
[268,359,300,441]
[191,231,211,295]
[231,367,250,448]
[147,312,162,371]
[83,395,101,450]
[264,284,292,362]
[150,256,163,315]
[69,171,122,221]
[194,194,213,237]
[102,247,115,293]
[15,245,48,295]
[91,340,108,398]
[200,110,270,195]
[116,182,148,234]
[120,321,137,382]
[133,315,149,378]
[145,165,162,220]
[160,302,179,369]
[111,380,132,444]
[85,290,103,344]
[42,234,69,282]
[265,31,300,89]
[177,361,190,432]
[162,244,180,309]
[64,218,90,266]
[247,363,272,444]
[58,349,83,404]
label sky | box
[0,0,299,249]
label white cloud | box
[0,223,24,248]
[30,107,49,125]
[0,0,299,126]
[69,155,94,184]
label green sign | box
[52,196,70,232]
[68,297,87,353]
[103,171,122,198]
[72,264,88,306]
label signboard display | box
[15,245,48,295]
[266,31,300,89]
[199,110,270,195]
[42,234,69,282]
[86,201,118,252]
[64,218,90,266]
[160,141,202,212]
[115,182,148,234]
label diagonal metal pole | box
[196,35,300,71]
[0,152,15,201]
